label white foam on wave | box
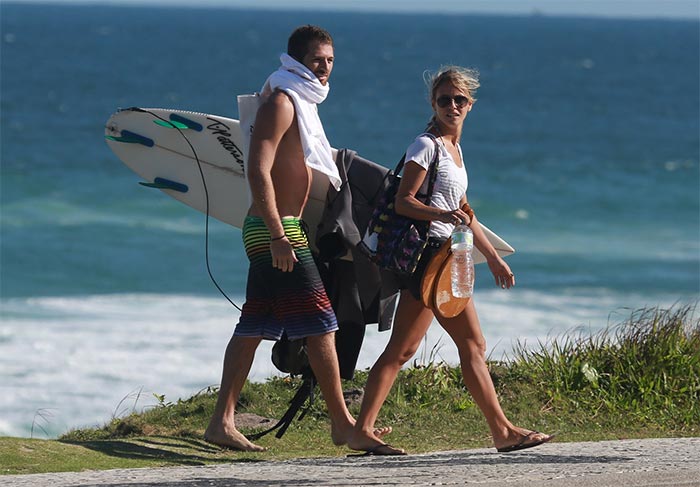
[0,294,274,438]
[0,290,692,438]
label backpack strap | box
[420,133,441,205]
[392,133,440,180]
[247,374,317,440]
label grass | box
[2,304,698,475]
[506,305,700,429]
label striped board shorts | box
[233,216,339,341]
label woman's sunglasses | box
[436,95,470,108]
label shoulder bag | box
[358,135,440,276]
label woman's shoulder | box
[412,132,438,146]
[407,132,438,153]
[406,133,440,168]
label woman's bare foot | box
[204,424,267,452]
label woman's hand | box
[487,255,515,289]
[436,208,472,226]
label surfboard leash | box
[128,107,242,312]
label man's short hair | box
[287,25,333,62]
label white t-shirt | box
[405,134,468,238]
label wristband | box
[270,234,286,242]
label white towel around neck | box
[261,53,341,190]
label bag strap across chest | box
[392,132,441,206]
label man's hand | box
[270,237,298,272]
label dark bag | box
[271,333,311,376]
[359,135,440,276]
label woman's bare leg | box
[438,299,552,450]
[348,292,434,452]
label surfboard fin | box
[152,114,203,132]
[139,177,188,193]
[153,119,189,130]
[169,113,203,131]
[105,130,154,147]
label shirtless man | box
[205,25,388,452]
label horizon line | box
[2,0,699,21]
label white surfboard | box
[104,107,330,244]
[104,107,514,264]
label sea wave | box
[0,196,211,235]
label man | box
[205,25,388,452]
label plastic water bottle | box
[451,224,474,298]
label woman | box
[348,66,553,456]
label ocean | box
[1,4,698,439]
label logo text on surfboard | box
[206,118,244,173]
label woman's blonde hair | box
[424,65,480,129]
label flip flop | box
[348,443,407,457]
[496,432,555,453]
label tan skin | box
[246,43,334,271]
[347,81,551,454]
[205,40,390,451]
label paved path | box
[3,438,700,486]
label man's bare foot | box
[374,426,392,438]
[204,424,266,452]
[331,423,392,446]
[347,430,405,455]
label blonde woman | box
[348,66,553,456]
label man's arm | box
[247,91,294,237]
[246,90,298,271]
